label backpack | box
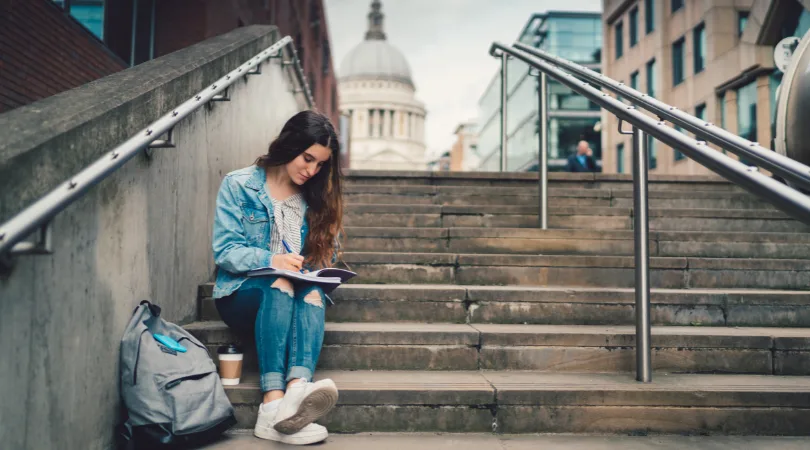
[119,301,236,449]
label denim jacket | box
[212,165,309,299]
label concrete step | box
[343,186,772,210]
[343,205,809,232]
[185,321,810,374]
[343,227,810,259]
[197,284,810,328]
[344,183,746,196]
[224,370,810,434]
[344,170,739,191]
[199,432,810,450]
[339,252,810,290]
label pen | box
[281,239,294,254]
[283,239,333,304]
[281,239,305,273]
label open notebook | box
[246,267,357,294]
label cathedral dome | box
[337,0,414,87]
[339,40,413,86]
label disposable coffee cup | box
[217,344,243,386]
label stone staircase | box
[186,171,810,435]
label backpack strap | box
[138,300,161,318]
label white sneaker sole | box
[274,380,339,435]
[254,426,328,445]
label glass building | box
[477,11,602,171]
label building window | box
[309,0,319,23]
[548,117,602,161]
[296,32,304,68]
[781,6,810,41]
[322,42,331,76]
[647,133,657,169]
[645,0,655,34]
[672,37,685,86]
[671,0,683,13]
[674,125,687,161]
[693,23,706,74]
[738,11,749,37]
[717,93,727,154]
[695,103,707,122]
[646,58,656,97]
[617,143,625,173]
[769,72,783,138]
[737,81,757,143]
[629,7,639,47]
[548,79,600,111]
[52,0,105,40]
[615,21,624,59]
[630,71,639,90]
[368,109,375,136]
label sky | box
[324,0,602,160]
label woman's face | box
[286,143,331,185]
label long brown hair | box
[255,111,343,269]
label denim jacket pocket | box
[240,204,270,246]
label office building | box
[602,0,810,175]
[476,11,602,172]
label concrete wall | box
[0,26,305,450]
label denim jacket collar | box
[244,165,265,191]
[245,164,308,216]
[245,165,275,214]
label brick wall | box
[0,0,126,114]
[104,0,340,126]
[0,0,339,132]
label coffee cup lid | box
[217,344,242,354]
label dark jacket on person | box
[566,154,599,173]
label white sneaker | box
[254,404,328,445]
[273,379,339,435]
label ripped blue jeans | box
[215,276,326,392]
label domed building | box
[338,0,427,170]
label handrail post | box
[632,126,652,383]
[538,71,548,229]
[499,53,509,172]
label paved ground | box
[199,432,810,449]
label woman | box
[211,110,343,445]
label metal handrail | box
[0,36,313,257]
[513,42,810,192]
[490,41,810,383]
[490,42,810,224]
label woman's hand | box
[272,253,305,272]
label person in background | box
[566,140,600,173]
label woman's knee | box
[299,286,325,309]
[269,278,295,298]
